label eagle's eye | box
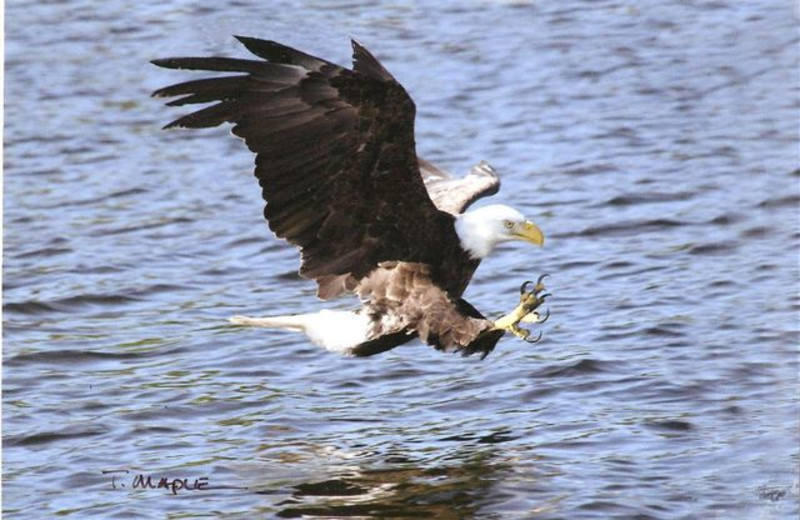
[503,220,514,229]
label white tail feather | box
[229,315,308,331]
[229,310,370,354]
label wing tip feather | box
[151,57,185,70]
[350,38,396,81]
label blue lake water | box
[4,0,799,518]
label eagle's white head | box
[454,204,545,259]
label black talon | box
[519,280,534,295]
[538,293,551,303]
[536,273,549,287]
[538,307,550,324]
[525,330,543,343]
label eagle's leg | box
[492,274,550,343]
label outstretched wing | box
[152,37,455,295]
[418,158,500,215]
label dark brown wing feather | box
[152,37,456,293]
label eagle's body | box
[153,37,546,358]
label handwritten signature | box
[102,469,247,495]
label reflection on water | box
[266,442,515,519]
[4,0,799,518]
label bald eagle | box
[152,37,549,359]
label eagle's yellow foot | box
[492,274,551,343]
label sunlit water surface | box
[4,1,799,518]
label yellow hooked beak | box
[514,221,545,246]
